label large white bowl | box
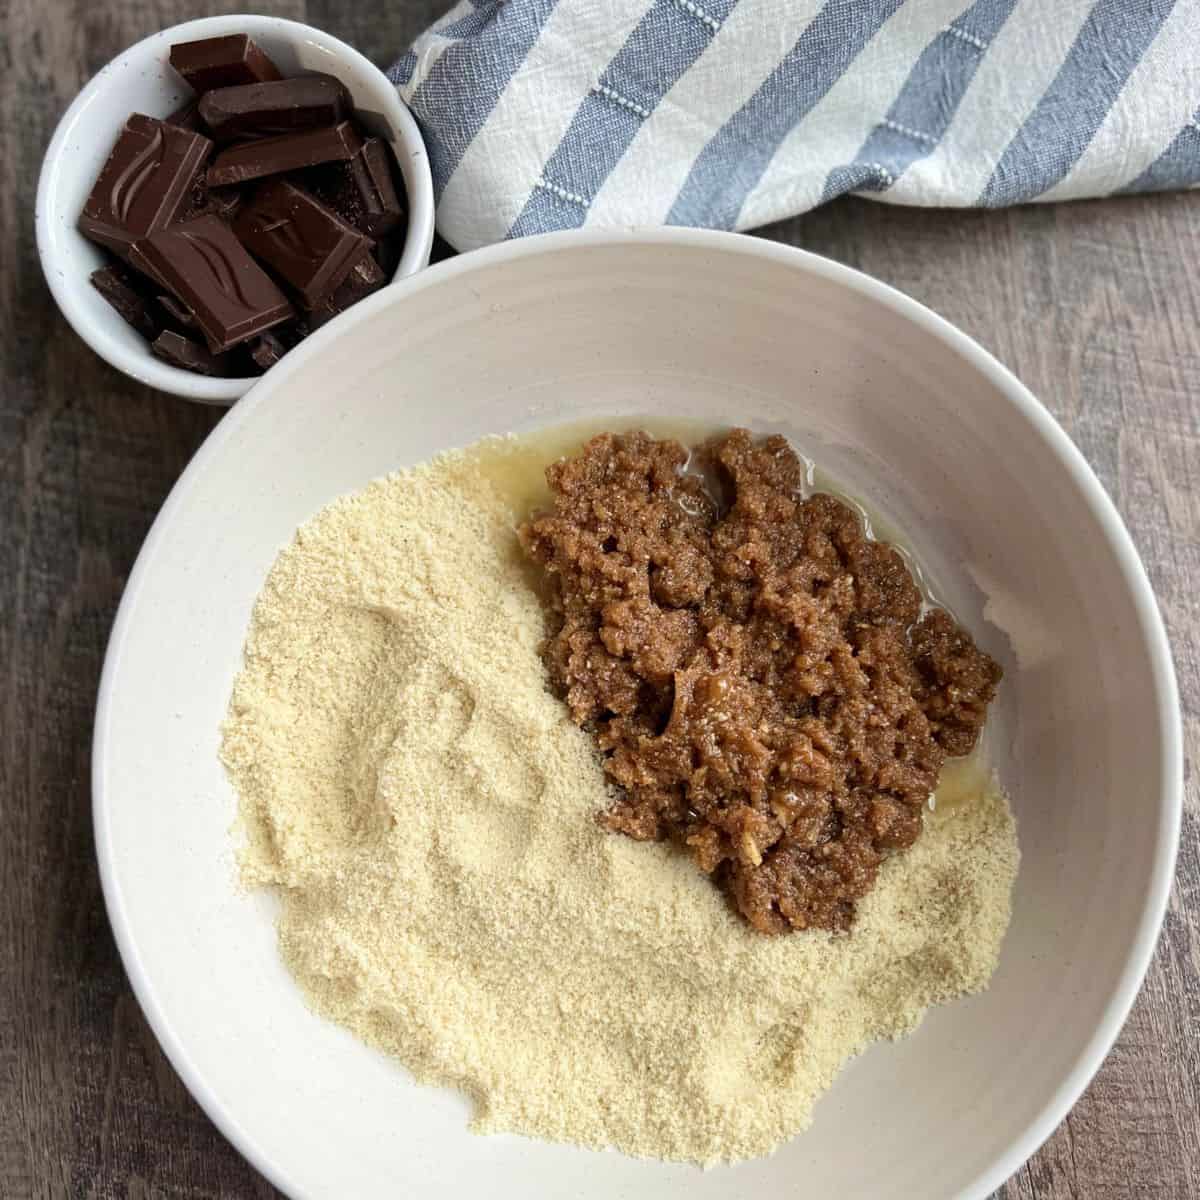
[94,230,1181,1199]
[36,14,435,404]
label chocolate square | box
[233,178,370,308]
[206,121,362,188]
[308,137,404,238]
[198,74,349,142]
[132,215,294,352]
[78,115,212,254]
[309,252,387,328]
[151,330,233,376]
[169,35,282,92]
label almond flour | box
[219,436,1019,1166]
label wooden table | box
[3,2,1196,1196]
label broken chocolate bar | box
[132,215,294,352]
[206,120,363,187]
[198,74,348,141]
[309,251,387,328]
[233,178,370,308]
[151,330,231,375]
[309,137,403,238]
[78,115,211,254]
[169,34,282,92]
[90,265,162,340]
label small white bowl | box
[35,14,435,405]
[94,230,1180,1199]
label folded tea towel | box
[389,0,1200,252]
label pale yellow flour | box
[219,438,1019,1166]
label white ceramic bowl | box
[35,14,435,404]
[94,230,1181,1199]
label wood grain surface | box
[1,2,1196,1197]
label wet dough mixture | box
[521,430,1001,933]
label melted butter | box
[466,417,944,611]
[464,417,995,816]
[466,416,723,519]
[929,752,994,822]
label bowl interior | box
[95,232,1178,1199]
[36,14,433,404]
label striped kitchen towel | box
[390,0,1200,252]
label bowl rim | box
[92,226,1183,1199]
[34,12,436,405]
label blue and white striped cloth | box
[390,0,1200,252]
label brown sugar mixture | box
[519,429,1002,934]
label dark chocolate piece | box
[198,74,348,141]
[309,251,387,328]
[156,294,197,328]
[357,140,404,235]
[90,264,162,340]
[78,114,212,254]
[133,214,294,352]
[165,99,206,132]
[151,330,232,375]
[206,121,362,187]
[169,35,282,92]
[248,331,287,370]
[309,137,403,237]
[233,178,370,308]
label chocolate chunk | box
[78,115,212,254]
[248,331,287,370]
[90,264,162,340]
[198,74,348,141]
[169,35,282,92]
[165,99,206,132]
[357,140,404,235]
[309,252,387,328]
[151,330,233,375]
[132,214,294,352]
[156,294,197,328]
[233,178,370,308]
[206,121,362,187]
[309,137,404,237]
